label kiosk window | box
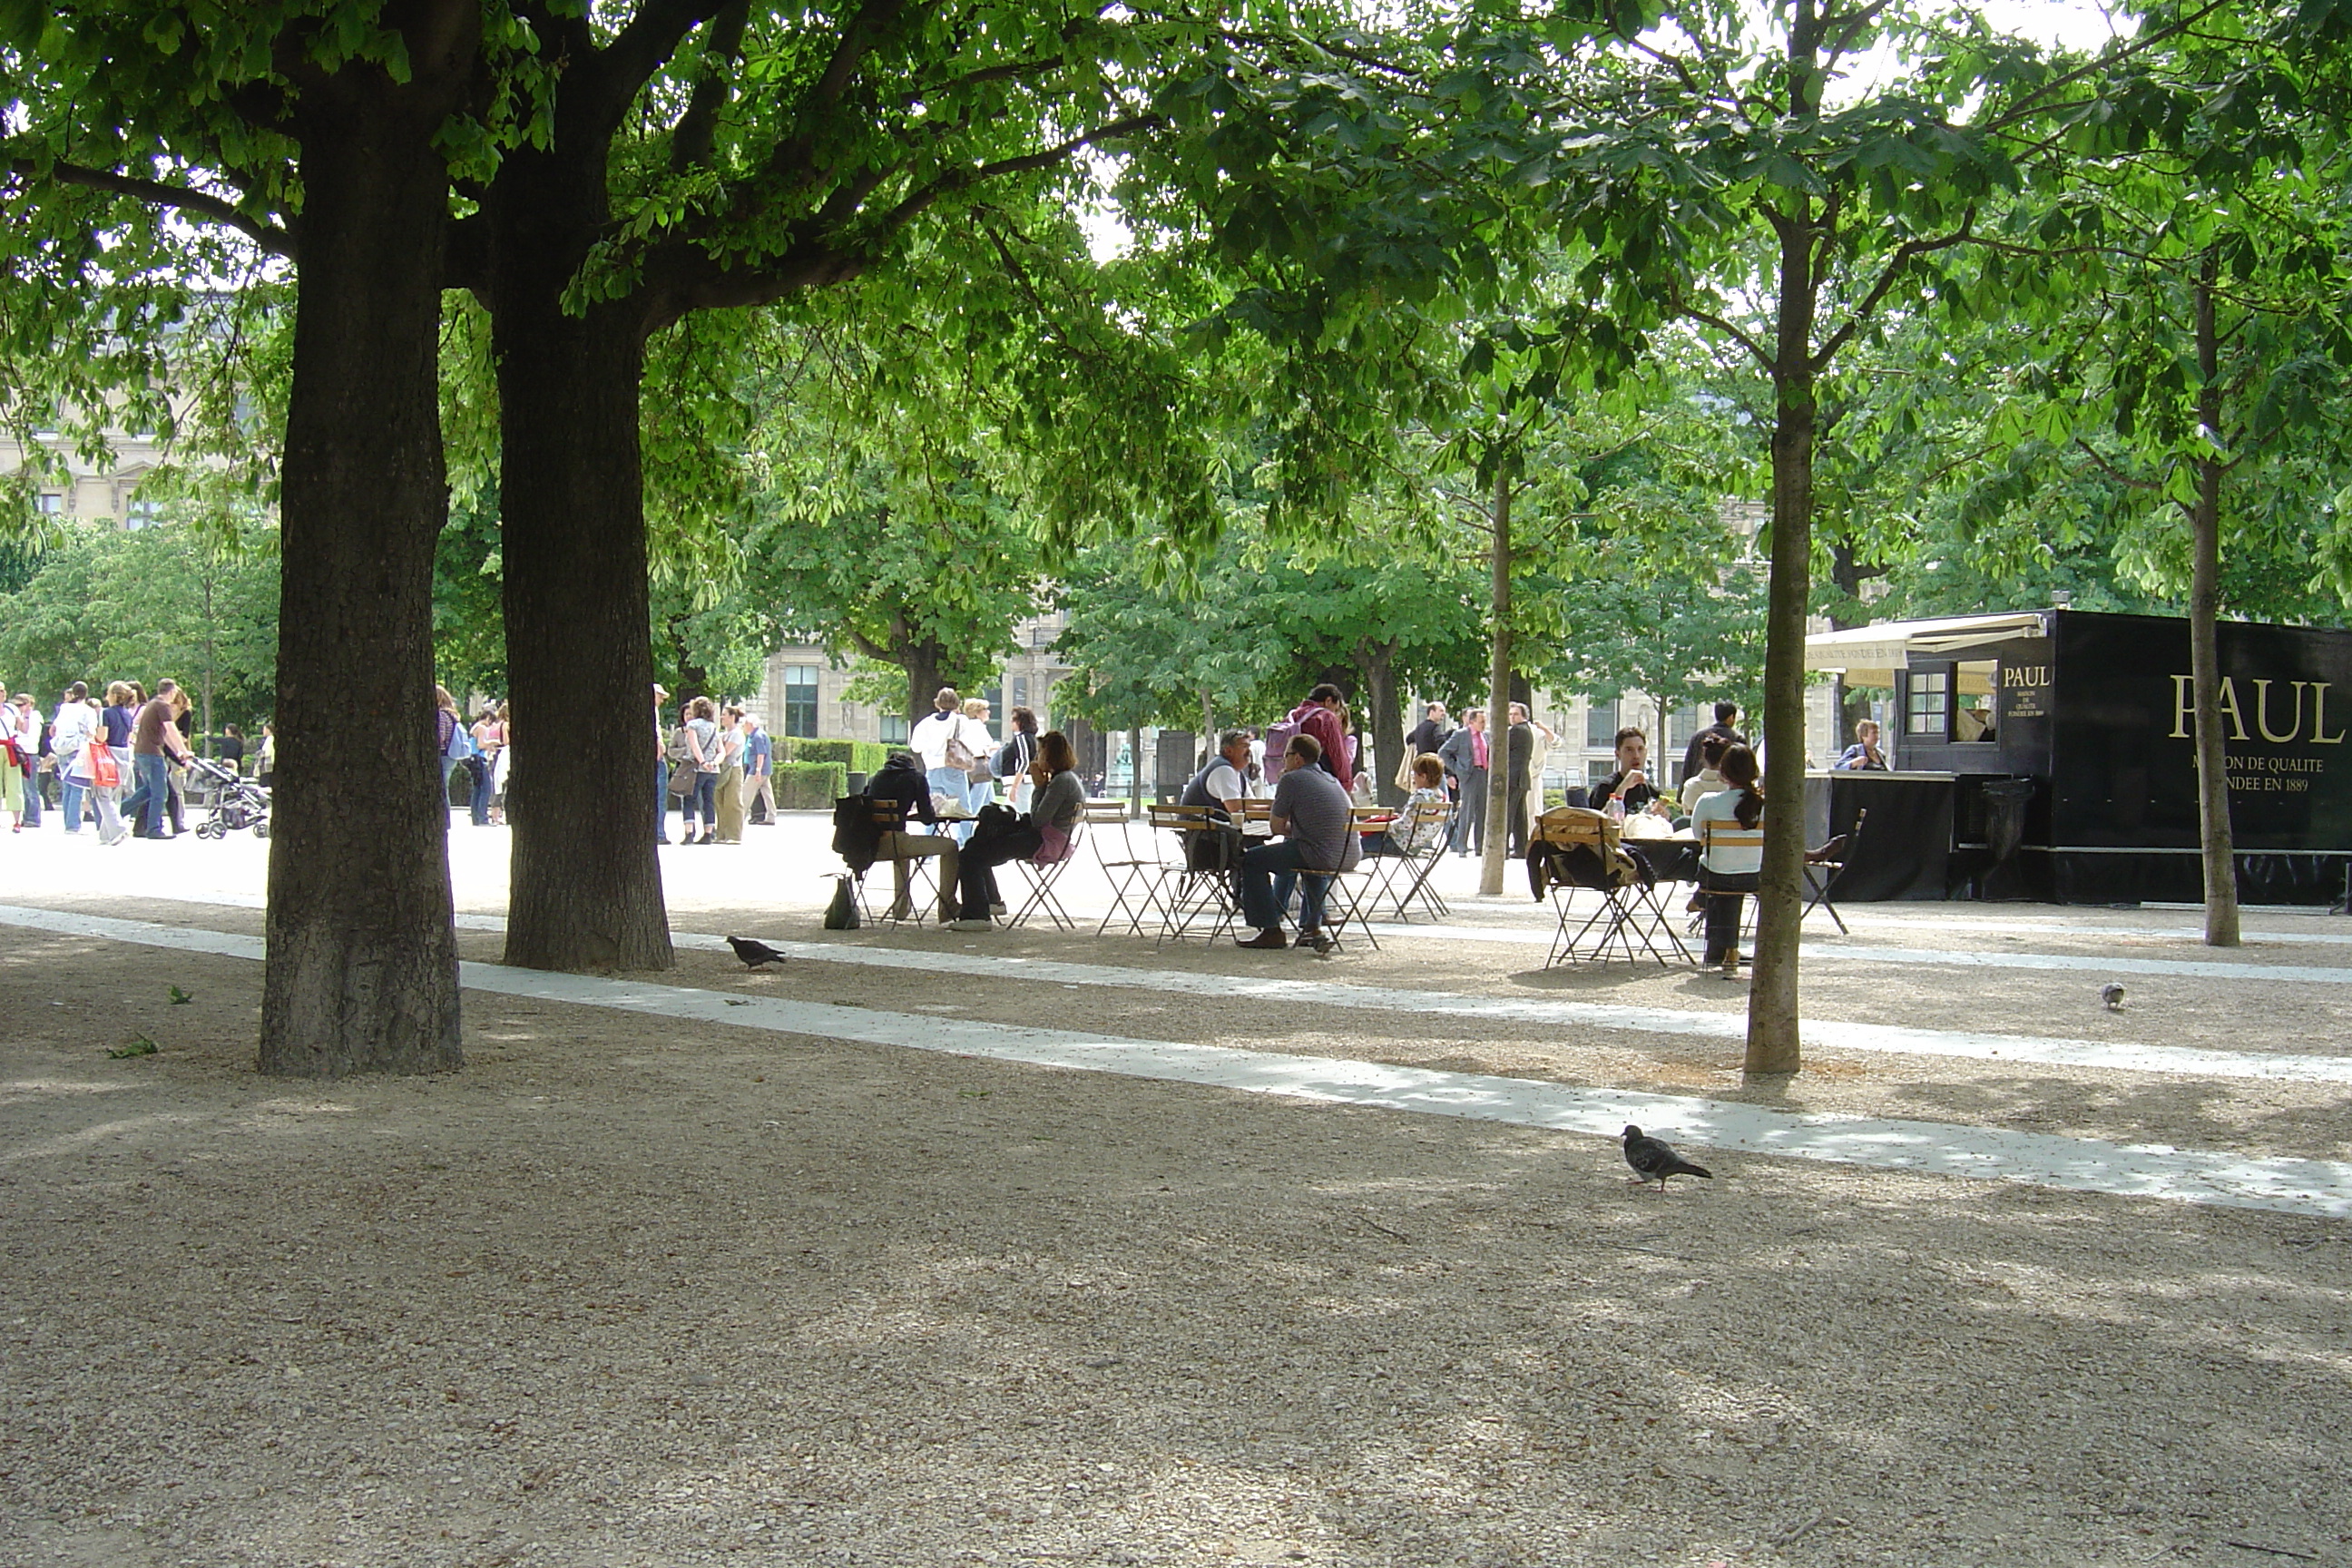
[1954,660,1997,743]
[1906,671,1949,736]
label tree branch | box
[763,0,920,188]
[578,0,730,142]
[1669,286,1773,371]
[17,159,296,260]
[1811,209,1975,371]
[670,0,752,172]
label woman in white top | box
[1689,743,1763,975]
[1679,732,1729,816]
[956,697,998,840]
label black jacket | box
[865,755,940,827]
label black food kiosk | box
[1805,609,2352,906]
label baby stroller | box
[189,756,271,839]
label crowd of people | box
[652,687,777,846]
[0,676,276,843]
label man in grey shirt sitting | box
[1236,733,1360,954]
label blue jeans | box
[1239,839,1332,933]
[681,769,717,832]
[926,766,972,843]
[655,761,670,840]
[132,754,171,836]
[59,775,84,832]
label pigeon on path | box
[727,936,789,970]
[1622,1125,1713,1191]
[2101,982,2126,1012]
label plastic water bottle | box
[1604,796,1625,825]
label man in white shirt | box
[51,683,95,834]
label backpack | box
[830,794,881,874]
[441,712,474,762]
[1261,715,1304,782]
[823,876,862,930]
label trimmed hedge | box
[774,760,848,810]
[784,738,890,775]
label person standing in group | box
[124,680,192,838]
[254,721,276,790]
[1400,702,1453,795]
[63,694,127,845]
[433,687,474,827]
[740,713,775,824]
[449,695,494,827]
[5,692,44,828]
[998,705,1040,813]
[1438,707,1489,856]
[711,704,748,843]
[50,683,95,834]
[1691,743,1765,976]
[909,688,968,838]
[651,684,671,844]
[1516,702,1556,835]
[215,723,247,775]
[1279,683,1354,793]
[1505,701,1553,855]
[98,683,139,830]
[673,697,722,844]
[1680,701,1747,787]
[471,702,507,824]
[959,697,999,821]
[0,685,25,831]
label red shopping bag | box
[86,741,121,789]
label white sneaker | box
[1720,952,1740,978]
[950,917,995,933]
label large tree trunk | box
[2188,255,2240,948]
[1746,198,1820,1078]
[899,639,947,725]
[489,142,674,974]
[261,71,463,1076]
[1360,641,1406,807]
[1479,471,1514,897]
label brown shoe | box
[1237,929,1289,950]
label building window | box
[878,713,908,744]
[34,492,64,515]
[1012,677,1029,708]
[1583,699,1618,750]
[1588,759,1617,786]
[123,499,162,529]
[781,665,819,738]
[1906,671,1950,737]
[1664,704,1702,751]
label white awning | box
[1805,612,2051,679]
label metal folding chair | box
[864,798,947,926]
[1542,815,1692,968]
[1149,804,1241,946]
[1085,799,1167,937]
[1364,799,1454,921]
[1801,807,1867,935]
[1308,858,1382,953]
[1004,821,1083,931]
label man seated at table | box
[1234,733,1358,955]
[1362,755,1451,856]
[1179,728,1257,871]
[863,750,959,923]
[1588,727,1675,821]
[1836,718,1891,770]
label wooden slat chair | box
[1084,798,1166,937]
[1542,808,1690,967]
[1690,815,1766,952]
[1801,808,1868,935]
[1148,803,1241,946]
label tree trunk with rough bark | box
[1745,193,1820,1079]
[1360,641,1406,808]
[2188,255,2240,948]
[260,74,463,1076]
[899,641,947,725]
[489,139,674,974]
[1479,471,1514,897]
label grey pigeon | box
[1622,1125,1712,1191]
[727,936,788,970]
[2101,983,2125,1012]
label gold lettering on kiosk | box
[2171,674,2250,740]
[2317,681,2347,744]
[2252,680,2303,743]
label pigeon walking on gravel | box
[2101,982,2125,1012]
[727,936,789,970]
[1622,1125,1713,1191]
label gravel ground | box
[5,861,2351,1566]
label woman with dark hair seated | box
[952,730,1086,930]
[1690,744,1764,978]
